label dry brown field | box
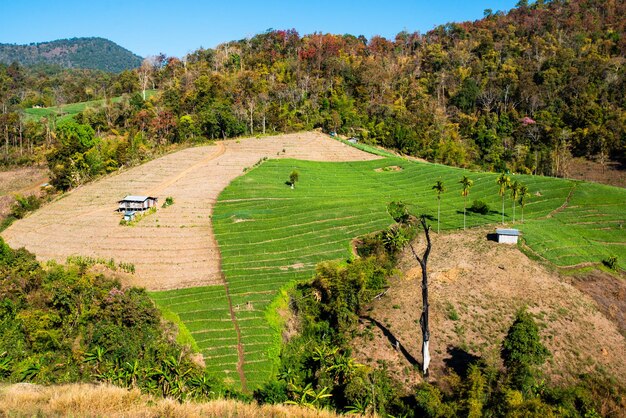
[1,133,379,290]
[352,228,626,392]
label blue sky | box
[0,1,518,58]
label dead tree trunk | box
[410,216,432,376]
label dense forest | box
[0,38,142,73]
[0,0,625,187]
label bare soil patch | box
[2,133,379,291]
[567,157,626,188]
[374,165,403,172]
[352,228,626,390]
[570,270,626,336]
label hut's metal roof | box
[496,228,520,236]
[119,195,157,203]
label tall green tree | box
[509,180,521,223]
[431,180,446,233]
[496,173,511,225]
[518,184,530,223]
[459,175,473,230]
[501,309,550,394]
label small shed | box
[118,195,158,212]
[496,228,520,244]
[123,211,136,222]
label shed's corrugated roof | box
[119,195,156,202]
[496,228,520,236]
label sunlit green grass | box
[22,90,157,123]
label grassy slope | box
[22,90,157,123]
[151,153,626,390]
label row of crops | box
[151,155,626,390]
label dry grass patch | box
[0,383,357,418]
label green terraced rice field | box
[150,286,241,384]
[151,153,626,390]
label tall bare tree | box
[138,58,155,100]
[409,216,432,376]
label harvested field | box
[1,132,379,290]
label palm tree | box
[496,173,511,225]
[432,180,446,233]
[510,180,521,223]
[459,175,473,230]
[518,184,530,223]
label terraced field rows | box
[523,182,626,269]
[150,286,240,382]
[204,157,619,389]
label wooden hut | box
[118,195,158,212]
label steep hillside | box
[0,37,142,72]
[352,228,626,389]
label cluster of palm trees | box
[431,173,531,232]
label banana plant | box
[83,345,107,373]
[0,352,12,378]
[286,382,332,409]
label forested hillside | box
[0,38,142,73]
[153,0,623,175]
[1,0,625,183]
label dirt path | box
[545,183,577,218]
[1,132,380,291]
[224,280,247,392]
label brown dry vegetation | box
[0,383,356,418]
[1,132,379,291]
[351,228,626,390]
[0,165,48,220]
[567,157,626,188]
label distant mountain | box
[0,37,143,73]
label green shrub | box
[602,255,618,270]
[162,196,174,207]
[469,200,490,215]
[254,380,289,404]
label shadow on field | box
[360,316,420,367]
[443,346,481,378]
[486,233,498,242]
